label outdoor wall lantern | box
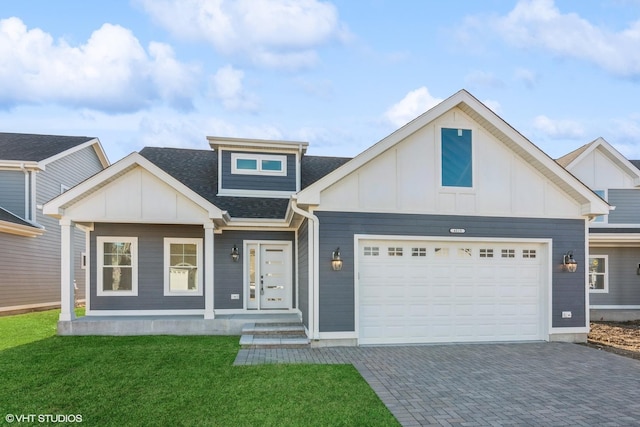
[331,247,343,271]
[231,245,240,262]
[563,251,578,273]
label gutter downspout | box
[20,163,29,220]
[290,196,320,340]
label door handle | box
[260,275,264,295]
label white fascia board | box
[43,152,226,221]
[589,233,640,245]
[38,138,109,169]
[0,161,41,171]
[0,220,45,237]
[208,136,308,154]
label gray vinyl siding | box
[0,146,104,310]
[221,151,296,192]
[90,223,205,310]
[297,219,309,329]
[316,211,586,333]
[590,247,640,306]
[0,170,26,217]
[214,230,295,310]
[608,189,640,224]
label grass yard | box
[0,310,399,427]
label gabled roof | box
[43,152,225,222]
[139,147,350,219]
[557,137,640,185]
[0,132,109,168]
[0,207,44,237]
[296,89,609,217]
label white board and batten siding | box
[318,107,582,219]
[569,145,637,190]
[63,166,211,224]
[356,237,549,345]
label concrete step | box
[240,322,309,348]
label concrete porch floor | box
[57,313,302,336]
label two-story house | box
[0,133,109,314]
[44,90,608,345]
[558,138,640,321]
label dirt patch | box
[586,321,640,361]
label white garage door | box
[358,239,547,345]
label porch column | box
[59,218,76,321]
[204,222,215,319]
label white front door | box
[246,242,291,310]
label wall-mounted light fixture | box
[331,247,343,271]
[231,245,240,262]
[563,251,577,273]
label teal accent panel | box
[441,128,472,187]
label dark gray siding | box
[90,223,205,310]
[221,151,296,192]
[316,211,586,333]
[590,247,640,306]
[297,219,309,328]
[608,189,640,224]
[0,170,26,217]
[214,230,295,309]
[0,146,104,310]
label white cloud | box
[384,87,443,128]
[488,0,640,78]
[482,99,502,114]
[209,65,259,111]
[514,67,539,88]
[533,115,585,139]
[137,0,350,69]
[0,18,199,112]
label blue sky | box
[2,0,640,163]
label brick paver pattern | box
[234,342,640,426]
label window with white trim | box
[97,237,138,296]
[164,238,203,296]
[589,256,608,293]
[593,190,607,223]
[231,153,286,176]
[441,128,472,188]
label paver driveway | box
[235,342,640,426]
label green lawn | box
[0,310,399,426]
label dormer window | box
[231,153,286,176]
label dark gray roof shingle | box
[0,207,37,228]
[139,147,351,219]
[0,132,95,162]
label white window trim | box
[164,238,203,296]
[589,255,609,293]
[231,153,287,176]
[438,126,475,191]
[592,190,608,224]
[97,236,138,296]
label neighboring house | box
[558,138,640,321]
[0,133,109,314]
[44,90,608,345]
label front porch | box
[58,313,302,336]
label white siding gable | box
[64,166,210,223]
[318,107,582,219]
[570,146,637,189]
